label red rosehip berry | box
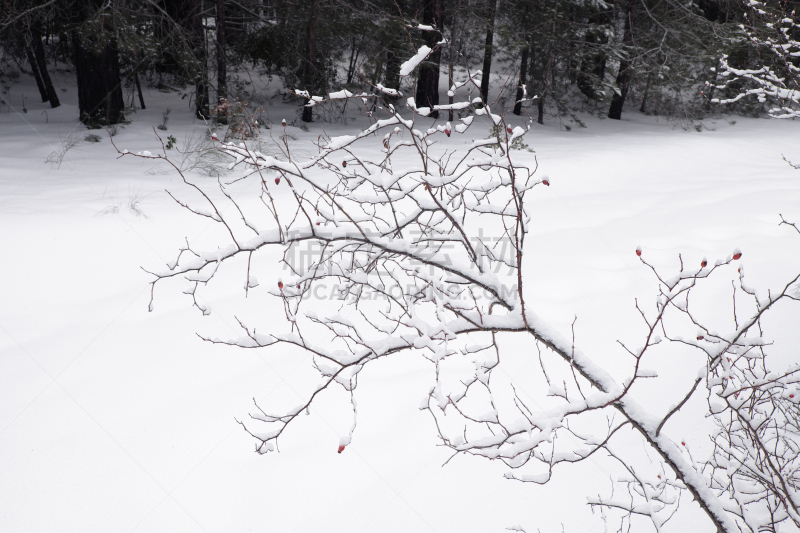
[278,281,283,289]
[697,335,704,340]
[507,126,513,134]
[281,119,286,127]
[701,258,707,268]
[342,161,347,167]
[636,246,642,257]
[338,445,345,453]
[275,177,280,185]
[542,178,550,186]
[732,249,742,260]
[681,442,686,446]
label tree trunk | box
[538,46,553,125]
[384,41,401,91]
[537,91,545,124]
[71,0,124,126]
[162,0,208,119]
[385,47,400,92]
[26,45,48,103]
[347,36,360,85]
[608,0,635,120]
[514,3,532,116]
[32,29,60,108]
[302,0,320,123]
[537,3,557,125]
[480,0,498,105]
[134,70,146,109]
[639,71,652,113]
[216,0,227,124]
[415,0,444,118]
[513,44,529,116]
[73,39,125,125]
[194,0,210,119]
[448,0,462,121]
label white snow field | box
[1,72,800,533]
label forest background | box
[0,0,790,128]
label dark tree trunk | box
[513,43,529,115]
[74,40,124,125]
[301,0,320,122]
[347,36,360,85]
[32,29,60,108]
[639,71,652,113]
[448,0,462,121]
[608,0,635,120]
[385,46,400,93]
[71,0,124,126]
[134,70,146,109]
[480,0,497,105]
[26,45,48,102]
[537,90,545,124]
[415,0,444,118]
[216,0,227,123]
[514,3,532,116]
[537,46,553,125]
[193,0,209,119]
[163,0,208,119]
[537,4,557,125]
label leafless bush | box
[115,42,800,533]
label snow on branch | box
[710,0,800,117]
[399,46,432,77]
[118,42,800,533]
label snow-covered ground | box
[2,72,799,533]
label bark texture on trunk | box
[513,3,531,116]
[301,0,320,122]
[385,46,400,94]
[71,1,124,126]
[538,32,554,124]
[26,45,49,102]
[32,29,60,108]
[480,0,497,105]
[163,0,208,119]
[193,0,209,119]
[608,0,635,120]
[415,0,443,118]
[216,0,227,123]
[513,43,529,116]
[448,0,462,121]
[134,70,146,109]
